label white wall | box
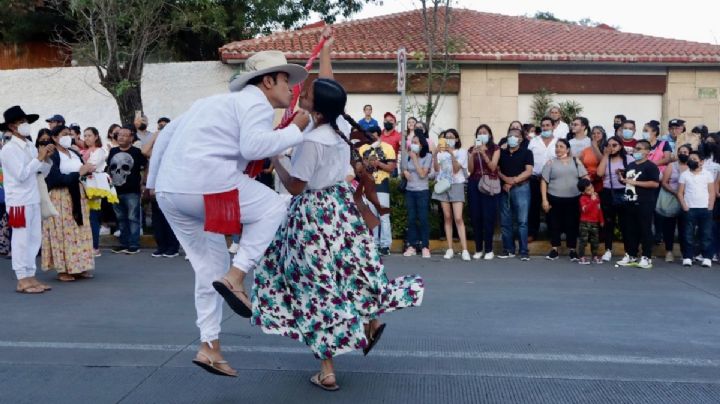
[0,61,235,137]
[346,94,458,144]
[518,94,663,136]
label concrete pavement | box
[1,251,719,403]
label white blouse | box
[59,150,83,174]
[290,120,352,190]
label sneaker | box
[593,256,603,264]
[111,246,128,254]
[461,250,471,261]
[163,251,179,258]
[184,255,190,261]
[228,242,239,254]
[601,250,612,262]
[125,247,140,255]
[682,258,692,267]
[701,258,712,268]
[93,249,102,257]
[99,226,110,236]
[545,249,559,260]
[113,230,121,237]
[151,250,164,258]
[569,250,579,262]
[637,256,652,269]
[498,251,515,259]
[443,249,454,259]
[379,247,390,256]
[665,251,674,263]
[421,248,431,258]
[694,255,704,263]
[578,257,591,265]
[483,251,495,260]
[403,247,417,257]
[520,254,530,261]
[472,252,484,260]
[617,254,637,267]
[713,254,719,262]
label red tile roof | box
[220,8,720,64]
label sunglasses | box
[608,143,620,148]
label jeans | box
[369,191,391,248]
[683,208,713,259]
[622,202,655,258]
[405,189,430,249]
[89,209,101,250]
[152,199,179,254]
[528,176,542,238]
[662,214,687,256]
[113,193,141,249]
[600,189,625,250]
[548,194,580,249]
[468,179,499,253]
[500,183,530,255]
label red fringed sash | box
[8,206,26,229]
[203,189,241,235]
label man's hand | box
[292,109,311,131]
[37,144,55,161]
[502,183,512,193]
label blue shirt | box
[661,134,677,152]
[357,117,379,131]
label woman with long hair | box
[467,124,500,259]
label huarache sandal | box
[16,285,45,294]
[74,272,94,279]
[191,351,238,377]
[212,277,252,318]
[310,372,339,391]
[57,274,76,282]
[363,323,386,356]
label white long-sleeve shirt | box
[0,135,51,206]
[147,85,303,194]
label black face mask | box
[414,128,425,137]
[383,122,394,131]
[687,160,700,170]
[613,123,621,130]
[678,154,689,163]
[138,124,148,131]
[37,140,53,146]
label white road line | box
[0,340,718,368]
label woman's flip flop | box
[191,351,237,377]
[363,323,386,356]
[310,372,340,391]
[212,277,252,318]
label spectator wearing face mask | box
[497,129,533,260]
[467,124,500,260]
[83,126,117,257]
[677,151,716,268]
[43,125,97,281]
[402,126,432,258]
[660,144,692,263]
[620,120,638,153]
[380,112,401,155]
[699,133,720,261]
[662,119,686,153]
[405,119,435,150]
[527,116,558,241]
[498,121,529,149]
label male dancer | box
[0,106,54,294]
[146,51,310,377]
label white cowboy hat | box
[229,51,308,92]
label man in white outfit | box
[146,51,310,377]
[0,106,54,294]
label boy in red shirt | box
[577,178,605,264]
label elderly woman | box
[42,125,96,281]
[541,138,589,261]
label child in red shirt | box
[577,178,605,264]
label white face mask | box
[476,134,489,145]
[17,122,31,137]
[59,135,73,149]
[410,144,421,153]
[445,139,456,148]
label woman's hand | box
[79,163,96,176]
[542,200,551,213]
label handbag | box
[477,155,500,195]
[434,178,451,194]
[655,187,681,217]
[37,174,59,219]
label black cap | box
[668,119,686,127]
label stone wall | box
[664,68,720,131]
[459,65,519,142]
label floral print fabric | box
[42,187,94,274]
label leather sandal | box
[191,351,238,377]
[310,372,339,391]
[212,277,252,318]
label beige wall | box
[664,68,720,132]
[459,65,519,144]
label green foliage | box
[0,0,74,43]
[558,100,584,124]
[530,88,554,126]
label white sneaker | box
[601,250,612,262]
[461,250,471,261]
[682,258,692,267]
[99,226,110,235]
[637,256,652,269]
[228,242,239,254]
[113,230,121,237]
[617,254,636,267]
[713,254,719,262]
[472,252,484,260]
[483,251,495,260]
[694,255,704,263]
[702,258,712,268]
[665,251,674,263]
[443,249,454,259]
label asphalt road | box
[1,251,719,403]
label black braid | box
[330,116,362,163]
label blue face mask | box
[632,152,644,161]
[641,131,651,141]
[476,134,489,145]
[507,136,519,148]
[622,129,634,140]
[540,130,553,138]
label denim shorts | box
[432,183,466,203]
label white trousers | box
[156,178,287,342]
[9,203,41,280]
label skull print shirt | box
[107,146,147,195]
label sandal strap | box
[320,372,336,382]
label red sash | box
[8,206,26,229]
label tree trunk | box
[115,85,143,126]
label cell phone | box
[438,138,447,149]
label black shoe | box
[163,251,179,258]
[520,254,530,261]
[125,247,140,255]
[379,247,390,256]
[546,249,559,260]
[151,250,164,258]
[569,250,579,262]
[111,246,128,254]
[498,251,515,259]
